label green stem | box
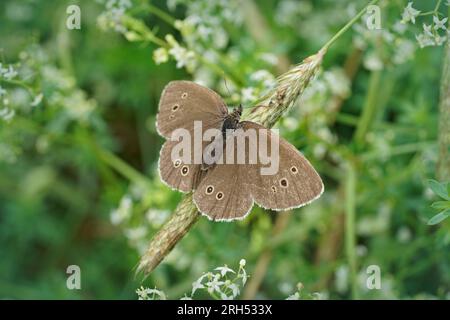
[96,145,152,188]
[361,141,435,161]
[354,70,382,145]
[141,3,176,26]
[345,162,358,299]
[321,0,380,52]
[437,7,450,180]
[418,0,443,16]
[0,78,35,96]
[435,0,443,12]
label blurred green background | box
[0,0,449,299]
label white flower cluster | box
[97,0,132,34]
[0,64,17,122]
[0,106,15,122]
[0,62,44,122]
[152,0,245,82]
[0,63,18,80]
[285,282,323,300]
[416,15,448,48]
[109,182,172,255]
[173,0,242,49]
[136,286,167,300]
[109,193,149,254]
[136,259,248,300]
[110,195,133,225]
[353,19,416,69]
[400,2,449,48]
[189,259,247,300]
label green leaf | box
[427,179,450,200]
[431,201,450,210]
[427,209,450,225]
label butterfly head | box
[229,104,242,123]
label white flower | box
[136,286,167,300]
[238,268,248,286]
[168,45,195,69]
[286,292,300,300]
[192,279,205,295]
[0,107,15,122]
[153,47,169,64]
[335,265,349,293]
[145,209,169,227]
[313,143,327,159]
[213,27,229,49]
[206,274,224,294]
[397,226,412,243]
[433,16,448,30]
[136,286,148,299]
[227,283,240,298]
[259,53,278,66]
[423,24,433,37]
[416,33,435,48]
[220,292,233,300]
[401,2,420,24]
[191,275,206,295]
[364,53,383,71]
[240,87,256,103]
[215,265,235,277]
[31,93,43,107]
[435,35,447,45]
[393,21,407,34]
[110,195,132,225]
[239,259,246,267]
[124,226,147,241]
[197,24,213,40]
[2,65,18,80]
[250,69,276,88]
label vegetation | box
[0,0,449,299]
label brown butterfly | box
[157,81,323,221]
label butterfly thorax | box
[221,105,242,139]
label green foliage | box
[0,0,449,299]
[427,179,450,225]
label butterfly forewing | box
[156,81,228,139]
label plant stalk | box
[345,162,358,299]
[437,11,450,180]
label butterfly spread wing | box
[193,121,323,221]
[157,81,228,192]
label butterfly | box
[157,81,323,221]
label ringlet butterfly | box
[157,81,323,221]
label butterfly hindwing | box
[158,140,206,192]
[193,163,254,221]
